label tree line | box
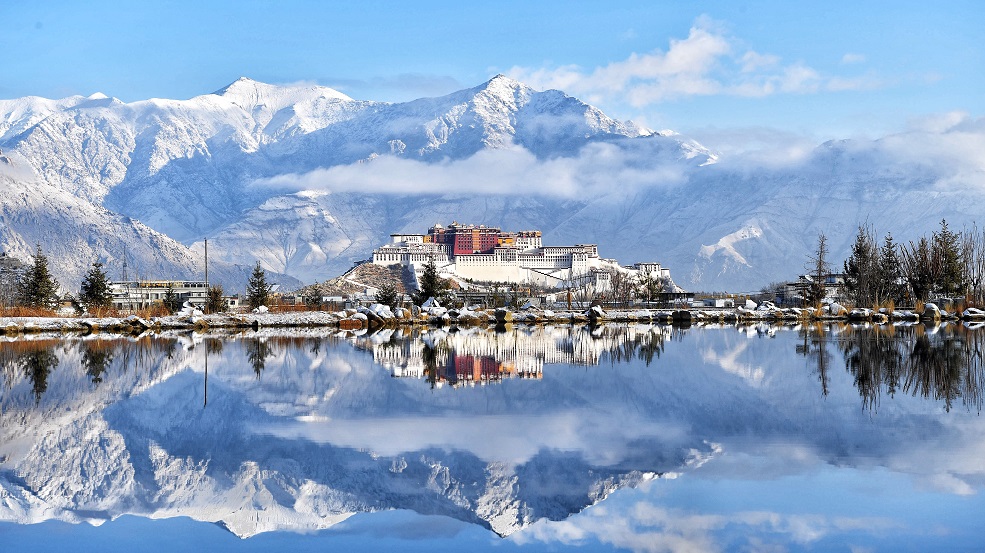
[5,244,234,315]
[840,219,985,307]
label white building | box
[109,280,209,310]
[371,223,674,293]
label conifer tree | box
[162,283,181,313]
[412,258,448,305]
[932,219,964,297]
[375,282,399,308]
[878,233,906,305]
[246,261,270,310]
[842,226,877,306]
[18,244,60,309]
[206,284,226,313]
[79,262,112,311]
[902,237,934,302]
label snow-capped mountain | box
[2,75,982,290]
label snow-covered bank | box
[0,300,980,335]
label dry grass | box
[872,299,895,313]
[84,306,123,318]
[126,304,172,318]
[0,306,59,318]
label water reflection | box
[360,325,671,387]
[794,323,985,413]
[0,324,983,548]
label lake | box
[1,322,983,552]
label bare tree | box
[608,269,635,307]
[804,233,831,306]
[963,223,985,304]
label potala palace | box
[372,222,673,291]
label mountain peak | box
[212,77,353,111]
[480,73,528,91]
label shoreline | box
[1,303,981,336]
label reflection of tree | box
[0,340,61,404]
[422,343,446,389]
[81,341,114,385]
[837,324,983,413]
[906,328,967,412]
[839,325,903,411]
[22,348,59,404]
[245,338,273,379]
[797,323,831,397]
[205,338,224,356]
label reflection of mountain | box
[2,324,984,540]
[0,331,702,539]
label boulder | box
[494,308,514,323]
[586,305,606,324]
[921,302,941,321]
[848,308,872,321]
[827,303,848,317]
[671,310,692,322]
[962,307,985,320]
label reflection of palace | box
[365,325,672,387]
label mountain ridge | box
[1,76,981,291]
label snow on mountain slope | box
[2,75,981,291]
[0,159,298,292]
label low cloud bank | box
[255,142,689,198]
[256,113,985,200]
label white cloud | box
[512,501,901,553]
[842,53,867,64]
[254,143,690,199]
[508,17,885,106]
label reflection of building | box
[372,222,670,291]
[368,325,670,388]
[109,280,209,310]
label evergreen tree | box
[842,226,878,306]
[374,282,399,308]
[932,219,964,297]
[162,283,182,313]
[412,259,448,305]
[79,262,112,311]
[902,237,934,302]
[804,233,831,306]
[18,244,60,309]
[246,261,270,310]
[878,233,906,305]
[206,284,226,313]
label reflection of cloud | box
[254,143,688,198]
[257,411,695,466]
[700,341,766,386]
[508,16,885,106]
[513,501,901,553]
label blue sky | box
[1,1,981,149]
